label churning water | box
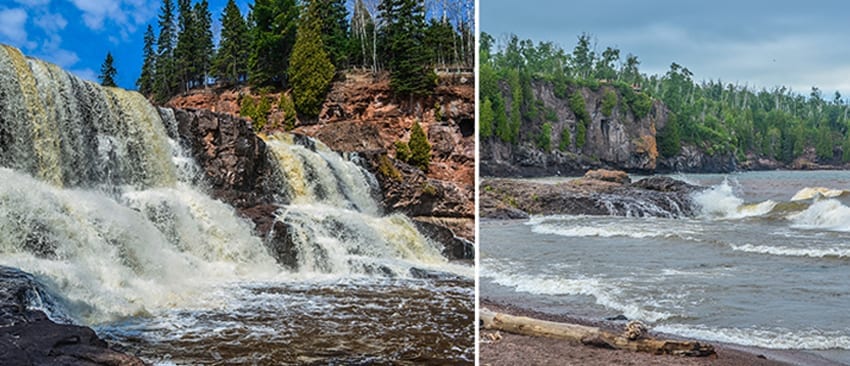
[0,44,473,364]
[481,170,850,364]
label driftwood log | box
[480,308,716,357]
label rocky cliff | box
[169,71,475,247]
[481,81,737,177]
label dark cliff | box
[481,81,737,177]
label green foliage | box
[380,0,436,97]
[434,101,443,121]
[408,120,431,171]
[278,92,297,131]
[154,0,177,103]
[544,107,558,122]
[136,25,156,95]
[657,113,681,157]
[249,0,297,87]
[394,140,412,162]
[480,98,494,137]
[538,122,552,151]
[289,0,336,119]
[312,0,349,68]
[601,89,617,117]
[213,0,249,84]
[240,95,270,132]
[569,92,589,148]
[98,52,117,87]
[377,154,402,181]
[559,127,571,151]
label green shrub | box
[408,120,431,171]
[279,92,297,131]
[394,140,412,162]
[569,92,589,148]
[559,127,571,151]
[602,89,617,117]
[538,122,552,151]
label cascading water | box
[0,44,472,363]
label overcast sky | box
[481,0,850,97]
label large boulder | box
[0,266,144,366]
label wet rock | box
[412,219,474,260]
[0,266,144,366]
[584,169,631,184]
[481,172,700,219]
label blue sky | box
[0,0,253,89]
[482,0,850,97]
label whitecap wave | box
[481,266,672,322]
[788,199,850,232]
[693,179,776,219]
[655,324,850,350]
[731,244,850,259]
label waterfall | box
[0,44,452,325]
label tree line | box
[481,32,850,164]
[132,0,473,118]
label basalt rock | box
[480,172,700,219]
[0,266,144,366]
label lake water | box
[481,170,850,364]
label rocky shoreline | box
[479,299,842,366]
[480,169,702,220]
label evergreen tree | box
[312,0,349,68]
[408,120,431,171]
[136,24,156,95]
[480,98,494,137]
[175,0,195,92]
[424,17,456,67]
[213,0,250,84]
[379,0,436,97]
[193,0,214,88]
[155,0,177,102]
[249,0,298,87]
[98,52,117,87]
[289,0,335,118]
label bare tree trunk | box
[480,308,716,357]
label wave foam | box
[731,244,850,259]
[790,187,847,201]
[655,324,850,350]
[693,179,776,219]
[481,266,672,322]
[789,199,850,232]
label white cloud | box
[67,0,157,36]
[0,8,29,45]
[34,12,67,32]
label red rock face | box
[167,71,475,243]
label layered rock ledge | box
[480,170,701,219]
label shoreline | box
[479,299,843,366]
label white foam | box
[655,324,850,350]
[528,216,699,240]
[731,244,850,259]
[481,265,672,322]
[693,179,776,219]
[789,199,850,232]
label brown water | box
[97,277,474,365]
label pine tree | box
[155,0,177,103]
[175,0,195,92]
[193,0,214,88]
[289,0,335,119]
[312,0,349,68]
[98,52,117,87]
[136,24,156,95]
[408,119,431,171]
[380,0,436,97]
[248,0,298,87]
[213,0,250,84]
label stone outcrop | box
[480,81,743,177]
[480,172,701,219]
[0,266,144,366]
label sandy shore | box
[479,299,843,366]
